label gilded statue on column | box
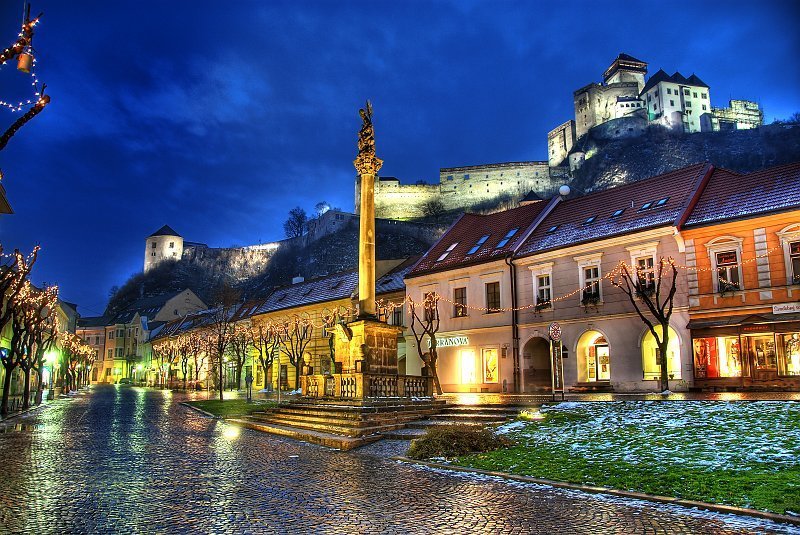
[354,100,383,176]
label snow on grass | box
[512,401,800,472]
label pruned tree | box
[407,292,443,395]
[611,257,679,392]
[207,283,241,400]
[283,207,308,239]
[276,315,313,391]
[227,323,251,390]
[248,321,281,391]
[17,283,58,409]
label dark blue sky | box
[0,0,798,316]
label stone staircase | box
[228,398,446,450]
[379,404,525,441]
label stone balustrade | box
[301,372,433,399]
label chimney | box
[292,275,304,285]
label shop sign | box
[741,324,770,333]
[773,303,800,315]
[429,336,469,348]
[548,322,562,341]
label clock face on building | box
[549,322,561,341]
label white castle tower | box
[144,225,184,272]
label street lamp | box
[44,350,58,400]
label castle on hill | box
[548,53,764,169]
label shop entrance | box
[742,334,777,382]
[577,331,611,383]
[523,337,551,391]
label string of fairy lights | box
[150,244,784,341]
[0,15,41,112]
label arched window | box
[641,326,681,380]
[576,330,610,382]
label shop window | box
[485,282,501,313]
[460,349,477,384]
[641,326,681,380]
[692,336,746,378]
[742,335,776,374]
[482,348,498,383]
[453,287,468,317]
[776,332,800,376]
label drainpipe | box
[505,254,520,393]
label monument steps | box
[227,419,383,451]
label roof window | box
[583,216,596,225]
[467,235,490,255]
[330,280,343,290]
[495,228,519,249]
[546,225,559,233]
[436,243,459,262]
[611,208,625,218]
[655,197,669,207]
[640,202,652,211]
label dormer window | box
[611,209,625,218]
[436,243,458,262]
[546,225,559,233]
[467,235,490,255]
[495,228,519,249]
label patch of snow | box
[496,420,529,435]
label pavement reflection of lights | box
[222,426,240,440]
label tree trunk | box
[1,365,14,415]
[294,364,300,392]
[22,367,31,410]
[660,327,670,393]
[35,367,43,405]
[218,354,224,401]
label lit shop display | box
[692,328,800,379]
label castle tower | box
[603,53,648,93]
[144,225,183,272]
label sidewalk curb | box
[180,402,220,419]
[391,456,800,527]
[0,401,50,423]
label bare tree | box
[422,199,446,222]
[17,284,58,409]
[208,284,241,400]
[314,201,331,217]
[611,257,679,392]
[276,315,313,391]
[283,207,308,239]
[248,321,281,391]
[227,324,251,390]
[407,293,443,395]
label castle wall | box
[548,120,576,167]
[574,82,641,139]
[144,235,183,272]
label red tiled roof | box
[683,162,800,227]
[408,201,549,278]
[516,163,709,257]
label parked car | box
[118,378,133,385]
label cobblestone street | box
[0,386,796,534]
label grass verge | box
[451,401,800,515]
[184,399,277,418]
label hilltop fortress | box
[361,53,765,221]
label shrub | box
[407,424,512,459]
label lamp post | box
[45,350,57,400]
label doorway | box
[523,337,551,391]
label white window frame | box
[529,262,554,310]
[627,242,659,293]
[574,253,604,304]
[777,224,800,296]
[706,236,744,293]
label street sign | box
[548,322,561,341]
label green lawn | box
[184,398,277,418]
[453,401,800,515]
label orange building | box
[681,162,800,390]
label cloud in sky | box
[0,0,797,314]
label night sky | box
[0,0,798,316]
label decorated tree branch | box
[407,292,443,395]
[611,257,679,392]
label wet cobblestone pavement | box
[0,386,797,534]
